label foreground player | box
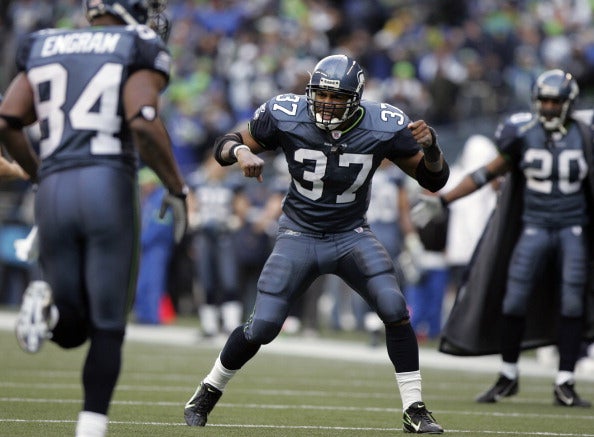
[0,1,188,435]
[414,69,593,407]
[184,54,449,433]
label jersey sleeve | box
[247,98,282,151]
[385,126,420,161]
[494,113,531,162]
[15,32,37,72]
[130,26,171,82]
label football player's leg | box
[185,233,317,426]
[35,171,88,348]
[337,232,443,432]
[83,167,137,415]
[503,226,551,364]
[557,227,588,393]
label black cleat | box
[403,402,444,434]
[184,382,223,426]
[476,374,518,403]
[554,382,591,407]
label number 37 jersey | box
[249,94,421,233]
[16,25,171,177]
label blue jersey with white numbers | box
[495,112,589,227]
[249,94,420,232]
[16,25,171,178]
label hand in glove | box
[410,194,447,228]
[159,187,189,244]
[14,225,39,262]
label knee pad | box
[245,319,283,345]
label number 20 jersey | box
[495,112,588,227]
[249,94,421,233]
[15,25,171,178]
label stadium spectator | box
[134,168,177,325]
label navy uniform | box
[497,113,588,320]
[436,69,593,407]
[1,1,187,435]
[185,55,447,434]
[20,24,170,341]
[246,94,420,339]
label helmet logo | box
[319,78,340,89]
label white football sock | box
[555,371,573,386]
[501,362,519,380]
[395,370,422,411]
[203,355,237,391]
[75,411,108,437]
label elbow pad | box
[415,159,450,192]
[214,132,243,166]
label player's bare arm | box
[441,154,510,204]
[0,73,40,179]
[124,69,185,195]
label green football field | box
[1,318,594,437]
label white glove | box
[397,251,422,285]
[404,232,424,259]
[159,190,188,244]
[410,194,446,228]
[14,225,39,262]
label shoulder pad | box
[572,109,594,125]
[359,100,410,133]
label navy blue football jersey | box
[495,112,588,227]
[248,94,420,232]
[16,25,171,177]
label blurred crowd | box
[2,0,594,341]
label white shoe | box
[15,281,58,353]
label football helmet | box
[306,55,365,130]
[532,69,579,131]
[85,0,170,41]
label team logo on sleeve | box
[253,103,266,120]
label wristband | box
[170,185,190,199]
[231,144,250,159]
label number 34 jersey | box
[16,25,171,178]
[249,94,421,233]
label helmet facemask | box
[307,87,360,130]
[305,55,365,131]
[535,98,571,132]
[532,69,579,133]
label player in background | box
[413,69,593,407]
[183,54,449,434]
[0,1,188,435]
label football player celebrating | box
[184,54,448,434]
[0,1,187,436]
[414,69,593,407]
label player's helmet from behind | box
[532,69,579,131]
[85,0,171,41]
[84,0,149,25]
[306,55,365,130]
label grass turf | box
[1,328,594,436]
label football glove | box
[410,194,446,228]
[159,188,188,244]
[14,225,39,262]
